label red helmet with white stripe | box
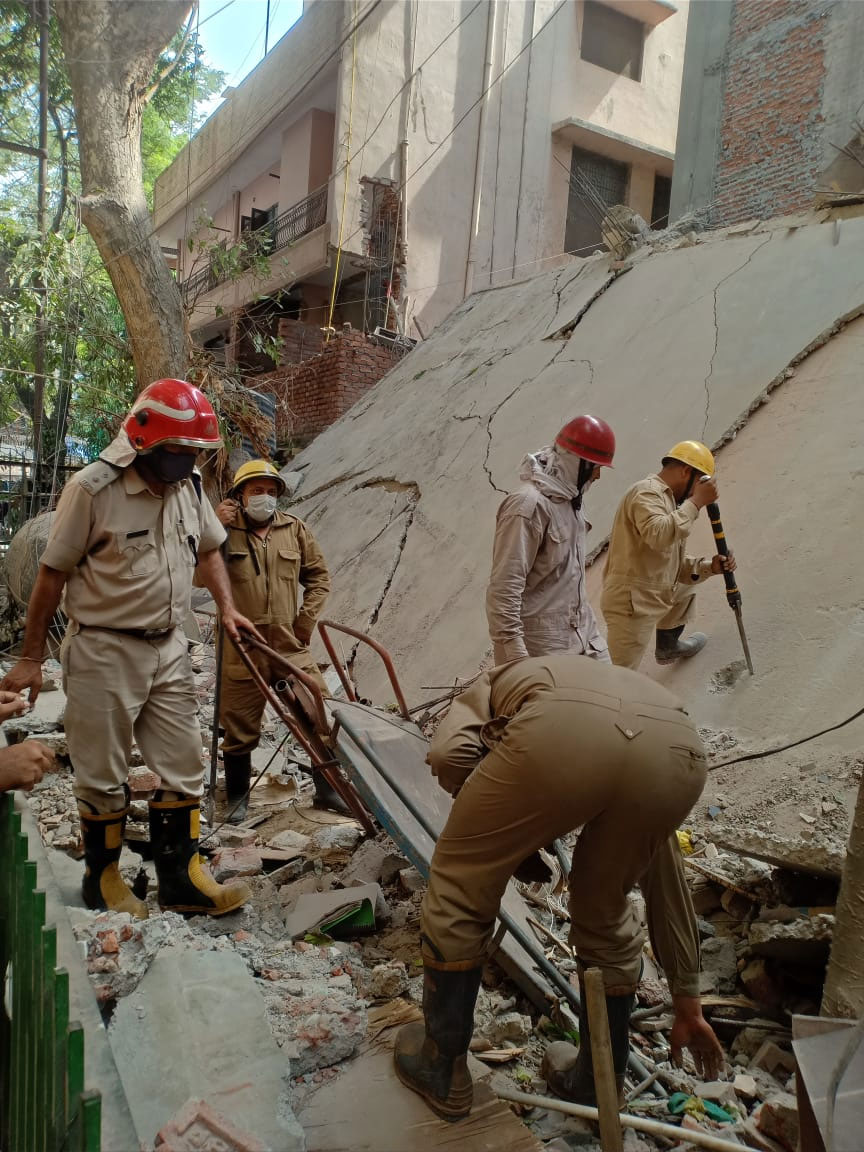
[123,378,221,452]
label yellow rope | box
[325,0,358,341]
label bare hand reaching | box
[690,476,719,509]
[0,741,56,792]
[0,689,31,723]
[670,996,724,1081]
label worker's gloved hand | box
[513,850,553,886]
[669,995,724,1080]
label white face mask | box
[245,493,277,523]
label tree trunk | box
[822,775,864,1018]
[54,1,191,389]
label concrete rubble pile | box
[6,638,849,1152]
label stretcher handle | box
[317,620,411,720]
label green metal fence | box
[0,793,101,1152]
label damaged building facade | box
[671,0,864,226]
[153,0,689,440]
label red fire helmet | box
[554,415,615,467]
[123,379,222,452]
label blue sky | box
[196,0,304,115]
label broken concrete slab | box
[747,914,834,963]
[711,828,845,879]
[291,216,864,730]
[109,946,305,1151]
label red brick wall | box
[277,317,325,365]
[712,0,827,226]
[257,329,401,441]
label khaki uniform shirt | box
[221,509,330,674]
[41,435,225,631]
[602,474,713,615]
[486,484,606,662]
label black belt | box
[79,625,174,639]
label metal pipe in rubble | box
[494,1087,760,1152]
[335,715,664,1096]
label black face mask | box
[146,447,197,483]
[676,467,697,507]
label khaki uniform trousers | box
[61,626,204,813]
[421,691,706,992]
[602,582,697,671]
[220,632,328,756]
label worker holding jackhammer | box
[213,459,336,821]
[486,415,616,665]
[601,440,736,670]
[394,655,723,1122]
[1,379,261,920]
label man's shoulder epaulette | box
[75,460,122,497]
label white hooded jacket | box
[485,448,609,664]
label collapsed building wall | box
[290,212,864,751]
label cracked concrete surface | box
[292,216,864,736]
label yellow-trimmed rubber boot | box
[78,806,149,920]
[148,796,251,916]
[394,960,483,1122]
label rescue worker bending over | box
[486,415,615,665]
[393,655,723,1122]
[1,379,259,920]
[215,460,335,821]
[601,440,736,670]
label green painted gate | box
[0,793,101,1151]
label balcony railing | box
[181,185,328,304]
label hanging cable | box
[709,705,864,771]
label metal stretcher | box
[231,622,662,1093]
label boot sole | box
[157,897,247,917]
[393,1061,471,1123]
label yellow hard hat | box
[229,459,286,497]
[664,440,715,476]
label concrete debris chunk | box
[747,914,834,962]
[712,827,845,879]
[397,866,424,895]
[267,828,311,854]
[310,823,363,854]
[487,1011,533,1046]
[754,1092,799,1152]
[211,846,264,882]
[365,961,409,1000]
[750,1039,796,1079]
[698,936,739,995]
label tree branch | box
[141,4,197,106]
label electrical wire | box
[708,704,864,771]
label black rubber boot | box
[655,625,707,665]
[79,805,149,920]
[306,768,350,815]
[223,751,252,823]
[394,962,483,1121]
[543,988,634,1105]
[149,796,251,916]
